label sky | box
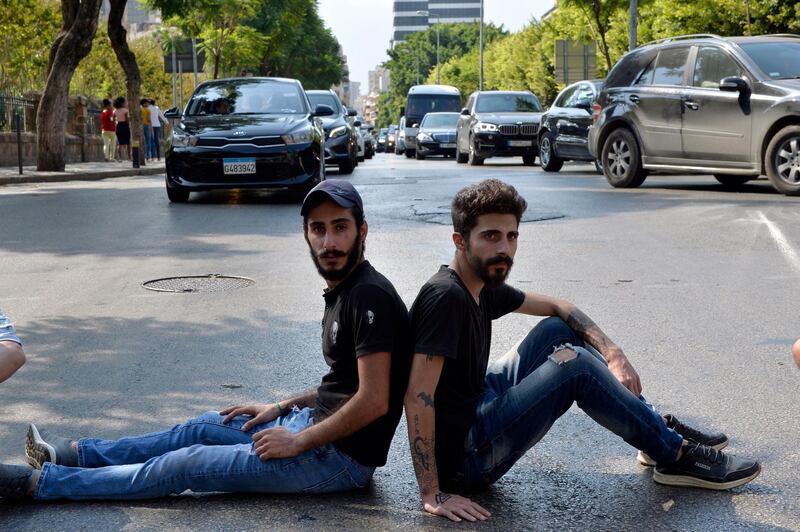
[317,0,555,96]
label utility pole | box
[479,0,484,90]
[171,36,178,108]
[191,37,199,89]
[629,0,638,51]
[745,0,752,35]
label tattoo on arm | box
[435,493,452,504]
[417,392,435,408]
[565,307,612,352]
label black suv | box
[589,34,800,195]
[456,90,543,166]
[539,80,604,173]
[306,90,359,174]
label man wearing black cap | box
[1,181,413,501]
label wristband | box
[275,402,286,416]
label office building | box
[393,1,481,45]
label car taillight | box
[591,104,602,123]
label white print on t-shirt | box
[331,321,339,345]
[367,310,374,324]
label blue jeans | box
[34,407,374,501]
[142,125,153,158]
[459,317,684,490]
[151,126,161,159]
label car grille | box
[195,136,284,148]
[497,124,539,136]
[432,133,456,143]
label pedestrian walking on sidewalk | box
[140,99,153,161]
[100,99,116,162]
[113,96,130,162]
[148,99,168,161]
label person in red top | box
[100,99,116,162]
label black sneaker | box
[25,424,78,469]
[653,443,760,490]
[638,414,728,466]
[0,463,34,499]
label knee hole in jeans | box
[549,344,578,365]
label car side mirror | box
[412,123,419,128]
[353,120,361,127]
[312,104,335,117]
[460,107,470,116]
[164,107,181,119]
[719,77,750,93]
[575,99,592,112]
[347,108,357,117]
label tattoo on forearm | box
[566,307,611,351]
[417,391,435,408]
[435,493,452,504]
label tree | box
[0,0,61,92]
[559,0,630,72]
[36,0,103,171]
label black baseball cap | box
[300,180,363,217]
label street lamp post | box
[479,0,484,90]
[417,10,441,84]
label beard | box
[466,247,514,287]
[308,233,363,281]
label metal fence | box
[0,91,35,133]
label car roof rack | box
[642,34,722,46]
[767,33,800,39]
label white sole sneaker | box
[653,463,760,490]
[25,424,56,469]
[638,439,728,467]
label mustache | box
[318,249,347,259]
[485,255,513,268]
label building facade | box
[393,1,482,45]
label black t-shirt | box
[411,266,525,487]
[313,260,412,467]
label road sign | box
[554,40,597,84]
[163,38,205,73]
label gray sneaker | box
[25,424,78,469]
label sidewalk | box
[0,160,165,186]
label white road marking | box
[757,211,800,274]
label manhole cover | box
[142,275,255,293]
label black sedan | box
[538,80,604,173]
[306,90,359,174]
[456,90,543,166]
[415,112,459,159]
[164,77,332,202]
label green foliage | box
[376,22,506,127]
[0,0,61,92]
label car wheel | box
[405,150,415,159]
[594,159,604,175]
[766,125,800,196]
[358,155,365,162]
[601,128,647,188]
[539,133,563,172]
[713,174,755,188]
[338,157,354,174]
[456,140,468,163]
[166,179,190,203]
[416,150,425,160]
[522,152,537,166]
[468,136,484,166]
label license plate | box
[509,140,532,147]
[223,158,256,175]
[441,143,456,148]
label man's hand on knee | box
[606,348,642,397]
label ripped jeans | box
[459,317,684,489]
[35,408,374,501]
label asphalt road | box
[1,154,798,531]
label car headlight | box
[475,122,498,133]
[282,127,314,145]
[417,132,433,142]
[172,131,198,146]
[329,125,347,139]
[388,134,395,141]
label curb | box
[0,166,164,186]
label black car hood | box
[763,78,800,95]
[319,116,347,131]
[474,112,543,124]
[179,114,310,136]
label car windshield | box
[421,113,460,128]
[388,125,397,133]
[739,42,800,80]
[306,93,342,113]
[476,93,542,113]
[406,94,461,125]
[185,79,307,116]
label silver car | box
[590,33,800,195]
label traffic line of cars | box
[162,78,376,203]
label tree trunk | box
[36,0,103,171]
[108,0,144,166]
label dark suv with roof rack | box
[589,33,800,195]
